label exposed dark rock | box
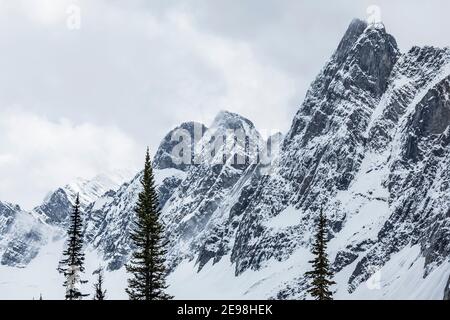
[154,121,207,171]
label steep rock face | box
[83,168,187,270]
[269,29,450,298]
[229,19,399,276]
[0,202,22,235]
[348,74,450,291]
[84,112,268,271]
[367,46,450,150]
[0,202,49,267]
[154,122,208,171]
[33,188,73,226]
[269,38,450,298]
[161,111,266,270]
[181,21,449,298]
[338,45,450,292]
[84,173,143,270]
[84,122,206,270]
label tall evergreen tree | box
[126,148,173,300]
[93,268,106,300]
[58,194,88,300]
[305,209,335,300]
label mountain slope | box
[0,170,133,268]
[33,170,133,226]
[161,111,267,270]
[164,19,450,299]
[84,121,207,270]
[0,201,51,267]
[229,19,400,276]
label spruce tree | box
[93,269,106,300]
[305,209,336,300]
[126,148,173,300]
[58,194,88,300]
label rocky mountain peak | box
[153,121,208,171]
[0,201,21,215]
[334,18,396,62]
[195,111,264,168]
[333,18,369,62]
[286,17,399,144]
[333,17,400,99]
[33,170,133,226]
[211,110,256,132]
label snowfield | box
[1,239,448,300]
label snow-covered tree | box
[58,194,88,300]
[93,268,106,300]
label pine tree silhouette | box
[305,209,336,300]
[58,194,88,300]
[93,268,106,300]
[126,148,173,300]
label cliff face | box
[0,201,50,267]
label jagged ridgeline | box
[1,18,450,299]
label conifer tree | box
[58,194,88,300]
[305,209,336,300]
[93,268,106,300]
[126,148,173,300]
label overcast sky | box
[0,0,449,209]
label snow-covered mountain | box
[0,201,51,267]
[82,112,269,271]
[34,170,134,226]
[1,18,450,300]
[0,170,133,268]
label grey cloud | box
[0,0,448,207]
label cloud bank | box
[0,108,140,209]
[0,0,449,207]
